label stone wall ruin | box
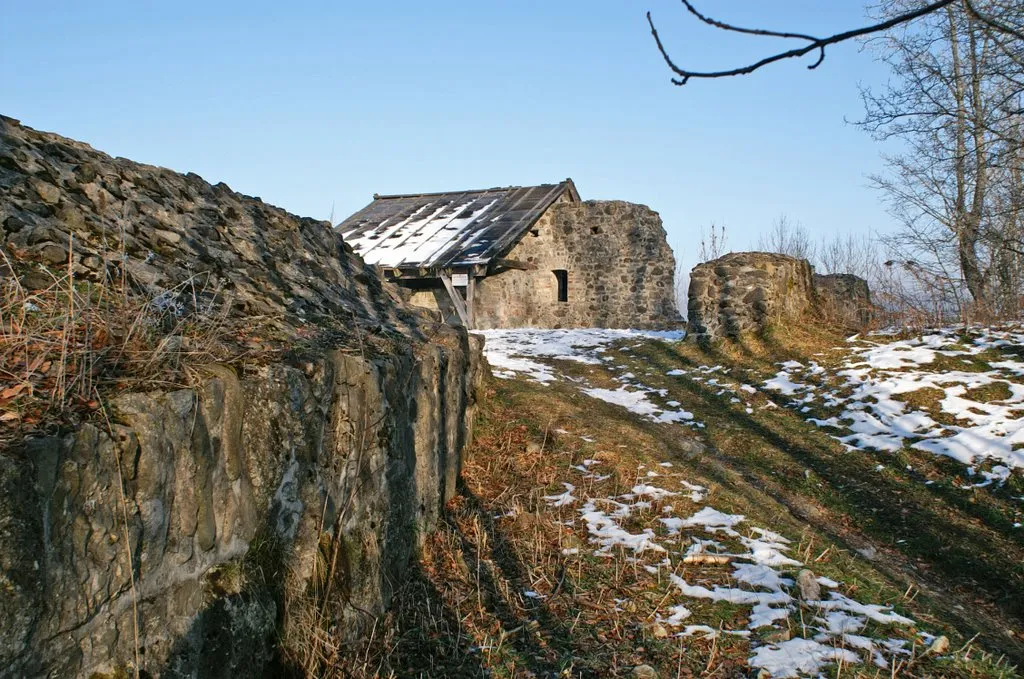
[687,252,874,342]
[0,115,484,678]
[814,272,874,326]
[687,252,815,341]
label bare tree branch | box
[963,0,1024,41]
[674,0,820,43]
[648,0,960,85]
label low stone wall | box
[472,200,680,329]
[0,116,485,677]
[814,273,874,326]
[687,252,815,341]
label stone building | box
[337,180,680,329]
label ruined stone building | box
[687,252,875,342]
[337,179,679,329]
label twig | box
[96,390,141,679]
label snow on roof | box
[336,180,579,272]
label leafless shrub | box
[757,215,813,260]
[676,222,731,319]
[698,221,728,263]
[816,232,883,281]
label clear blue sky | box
[2,1,898,280]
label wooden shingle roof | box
[337,179,579,273]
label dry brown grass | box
[323,326,1021,678]
[0,254,278,445]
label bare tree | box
[817,232,883,281]
[647,0,1024,87]
[647,1,1024,319]
[859,0,1024,308]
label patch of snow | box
[750,638,859,678]
[681,507,746,536]
[732,563,793,591]
[480,328,684,385]
[749,604,791,629]
[670,575,791,606]
[660,604,693,626]
[774,326,1024,474]
[628,484,677,501]
[580,500,666,555]
[764,372,807,396]
[582,385,694,424]
[543,482,577,507]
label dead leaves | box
[0,354,52,411]
[1,381,32,402]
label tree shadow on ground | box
[446,482,605,679]
[157,537,492,679]
[634,337,1024,664]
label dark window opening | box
[554,270,568,303]
[530,229,540,237]
[590,226,601,234]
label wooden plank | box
[440,272,470,327]
[467,274,476,329]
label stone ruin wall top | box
[687,251,874,341]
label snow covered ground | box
[763,326,1024,485]
[480,328,697,425]
[481,328,937,677]
[541,457,924,678]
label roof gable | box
[337,180,579,272]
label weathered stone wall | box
[468,200,679,329]
[2,338,482,679]
[814,273,874,326]
[687,252,815,341]
[0,115,413,335]
[0,116,484,677]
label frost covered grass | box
[334,324,1022,678]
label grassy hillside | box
[334,323,1022,678]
